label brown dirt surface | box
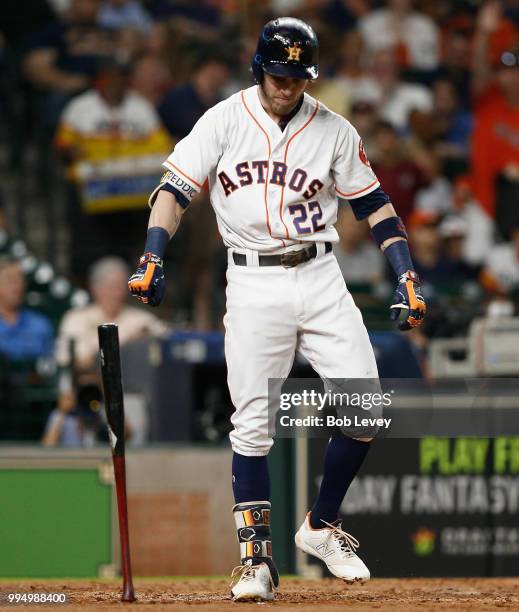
[1,577,518,611]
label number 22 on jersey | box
[288,201,325,235]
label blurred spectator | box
[359,0,440,71]
[131,22,173,105]
[42,383,107,446]
[434,2,475,108]
[407,108,438,149]
[0,0,56,170]
[483,225,519,293]
[371,121,427,223]
[323,0,371,31]
[312,29,378,117]
[158,48,232,140]
[171,200,223,331]
[449,176,495,265]
[438,215,481,278]
[0,256,54,361]
[412,148,453,215]
[471,2,519,223]
[367,49,433,131]
[98,0,152,33]
[54,57,172,278]
[429,79,472,178]
[270,0,331,20]
[333,204,384,284]
[408,210,478,286]
[407,212,442,282]
[472,0,519,93]
[23,0,115,131]
[53,256,161,446]
[350,100,379,158]
[116,22,146,60]
[131,53,171,105]
[56,257,167,381]
[148,0,223,41]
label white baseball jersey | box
[150,83,381,457]
[154,85,380,252]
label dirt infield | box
[2,577,519,611]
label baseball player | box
[129,18,425,602]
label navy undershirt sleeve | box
[347,187,390,220]
[158,182,190,209]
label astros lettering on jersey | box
[150,85,380,252]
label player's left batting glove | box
[128,253,165,307]
[390,270,426,331]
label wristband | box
[370,216,408,248]
[138,252,163,266]
[144,227,170,259]
[384,240,415,278]
[398,269,420,284]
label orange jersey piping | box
[280,101,320,239]
[163,160,203,190]
[241,90,286,246]
[335,178,379,198]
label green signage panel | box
[0,468,113,577]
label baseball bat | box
[98,324,136,603]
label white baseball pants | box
[224,245,379,456]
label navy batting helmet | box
[252,17,319,83]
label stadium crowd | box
[2,0,519,443]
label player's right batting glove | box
[128,253,165,307]
[390,270,426,331]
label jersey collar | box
[251,85,311,139]
[278,95,304,132]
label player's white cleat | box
[230,559,275,602]
[295,513,370,582]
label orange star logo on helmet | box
[285,43,302,62]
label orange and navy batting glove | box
[128,253,165,307]
[390,270,426,331]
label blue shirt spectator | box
[158,52,231,140]
[0,310,54,360]
[0,257,54,361]
[99,0,152,34]
[43,410,83,446]
[159,82,208,141]
[433,79,473,155]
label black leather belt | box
[232,242,332,268]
